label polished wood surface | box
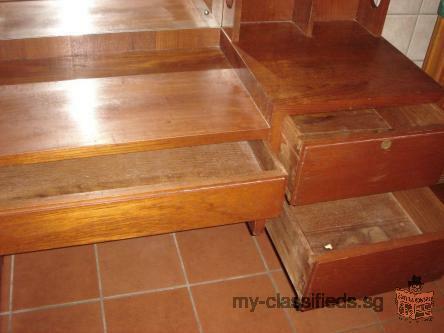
[0,68,269,166]
[0,0,217,40]
[0,48,230,85]
[0,28,220,61]
[241,0,294,22]
[0,141,286,255]
[281,104,444,205]
[233,21,443,115]
[423,16,444,85]
[267,188,444,303]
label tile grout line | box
[94,245,108,333]
[3,270,283,317]
[405,0,425,56]
[12,298,101,315]
[7,255,14,333]
[252,234,298,333]
[172,233,204,333]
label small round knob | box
[380,140,392,150]
[226,0,234,9]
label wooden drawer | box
[0,141,286,255]
[280,104,444,205]
[267,187,444,304]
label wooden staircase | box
[0,0,443,305]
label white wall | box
[382,0,440,67]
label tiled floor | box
[1,223,443,333]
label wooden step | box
[267,188,444,307]
[222,21,443,116]
[0,64,269,166]
[0,140,286,254]
[0,0,220,60]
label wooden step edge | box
[0,27,221,61]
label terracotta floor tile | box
[98,235,184,296]
[192,275,292,333]
[1,256,11,313]
[176,224,265,283]
[346,324,385,333]
[13,246,99,310]
[272,271,378,333]
[12,302,103,333]
[375,281,444,321]
[383,309,444,333]
[105,288,198,333]
[256,231,282,270]
[0,314,9,332]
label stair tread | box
[232,21,443,114]
[0,0,217,40]
[0,67,269,166]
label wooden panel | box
[0,141,287,255]
[222,0,243,42]
[0,28,220,61]
[356,0,390,36]
[290,131,444,205]
[241,0,294,22]
[0,69,269,166]
[309,232,444,299]
[0,48,230,85]
[0,0,217,40]
[314,0,360,21]
[394,188,444,233]
[293,0,315,37]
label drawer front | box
[0,141,286,255]
[309,233,444,299]
[285,131,444,205]
[267,188,444,307]
[0,179,285,255]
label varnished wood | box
[423,16,444,85]
[0,141,286,255]
[394,188,444,233]
[0,48,230,85]
[241,0,294,22]
[0,68,269,166]
[0,28,220,61]
[222,0,243,42]
[247,220,267,236]
[293,0,315,37]
[431,184,444,204]
[233,21,443,115]
[281,104,444,205]
[356,0,390,36]
[0,0,217,40]
[267,189,444,304]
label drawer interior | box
[267,188,444,297]
[0,140,283,212]
[285,104,444,154]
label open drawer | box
[280,104,444,205]
[0,141,286,255]
[267,187,444,303]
